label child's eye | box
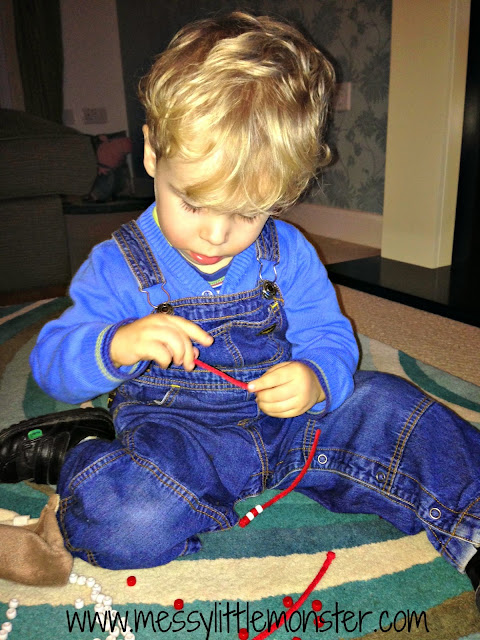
[236,213,261,224]
[180,200,202,214]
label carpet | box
[1,298,479,640]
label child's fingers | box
[169,316,214,347]
[149,342,178,369]
[257,396,302,418]
[145,314,213,347]
[179,336,199,371]
[247,361,293,392]
[166,331,195,367]
[255,383,296,405]
[145,316,212,370]
[111,314,212,369]
[154,330,200,371]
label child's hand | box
[110,315,213,371]
[248,361,325,418]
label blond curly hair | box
[139,11,335,215]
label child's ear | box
[142,125,157,178]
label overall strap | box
[112,220,166,291]
[255,217,280,265]
[113,216,280,292]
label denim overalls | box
[57,220,480,573]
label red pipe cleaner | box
[194,358,249,390]
[239,428,321,527]
[251,550,336,640]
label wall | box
[300,0,391,215]
[382,0,470,267]
[60,0,128,135]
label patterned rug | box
[1,298,480,640]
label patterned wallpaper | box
[303,0,391,214]
[118,0,392,214]
[270,0,392,214]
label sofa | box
[0,109,97,295]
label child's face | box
[143,127,269,274]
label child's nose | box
[199,215,230,246]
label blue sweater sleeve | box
[277,222,359,414]
[29,241,148,404]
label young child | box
[1,11,479,608]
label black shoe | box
[0,408,115,485]
[466,549,480,613]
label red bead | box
[174,599,184,610]
[126,576,136,587]
[238,628,249,640]
[282,595,294,608]
[314,616,324,628]
[312,599,322,611]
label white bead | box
[74,598,84,609]
[94,603,105,614]
[12,514,30,526]
[106,635,118,640]
[110,628,120,637]
[8,599,19,609]
[91,591,100,602]
[2,623,12,633]
[124,633,135,640]
[246,511,254,521]
[103,595,113,607]
[95,593,105,604]
[77,575,86,586]
[93,582,101,591]
[68,572,78,584]
[0,630,8,640]
[255,504,264,513]
[86,577,96,587]
[6,609,16,620]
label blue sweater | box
[30,204,359,411]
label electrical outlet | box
[82,107,108,125]
[335,82,351,111]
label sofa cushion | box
[0,195,70,292]
[0,109,96,199]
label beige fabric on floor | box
[0,495,72,586]
[336,285,480,387]
[304,231,380,265]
